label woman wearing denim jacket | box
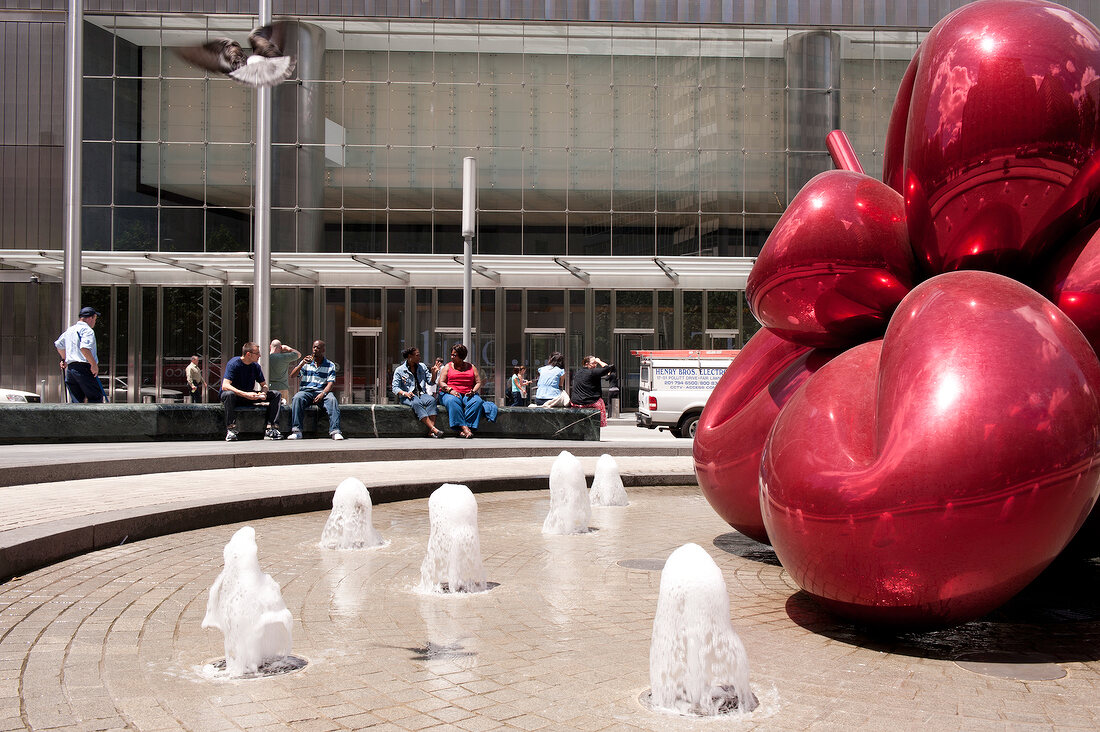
[392,347,444,438]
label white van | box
[634,350,738,438]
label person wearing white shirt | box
[54,306,105,403]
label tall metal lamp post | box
[252,0,273,375]
[461,157,477,352]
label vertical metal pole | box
[253,0,273,377]
[154,286,164,401]
[461,157,477,352]
[62,0,83,326]
[462,238,472,351]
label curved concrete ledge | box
[0,440,693,487]
[0,469,695,583]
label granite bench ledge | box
[0,403,600,444]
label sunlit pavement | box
[3,425,1100,730]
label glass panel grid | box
[82,15,922,255]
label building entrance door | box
[347,328,382,403]
[525,330,565,370]
[615,330,654,412]
[434,328,478,365]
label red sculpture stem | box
[826,130,864,174]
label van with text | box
[634,349,738,438]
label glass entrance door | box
[347,330,381,403]
[526,331,565,371]
[615,330,654,412]
[434,329,472,366]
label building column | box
[785,31,842,198]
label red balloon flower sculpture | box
[695,0,1100,626]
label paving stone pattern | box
[3,486,1100,731]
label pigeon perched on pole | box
[177,23,296,88]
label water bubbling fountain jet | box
[419,483,487,593]
[589,453,628,506]
[648,543,757,716]
[202,526,294,677]
[543,450,591,534]
[319,477,386,550]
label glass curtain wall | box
[81,17,921,255]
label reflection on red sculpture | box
[760,272,1100,625]
[1043,220,1100,354]
[898,0,1100,276]
[693,329,828,544]
[746,170,915,349]
[696,0,1100,627]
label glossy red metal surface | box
[882,53,919,195]
[746,170,915,348]
[1043,220,1100,355]
[760,272,1100,626]
[825,130,864,174]
[901,0,1100,276]
[693,329,829,544]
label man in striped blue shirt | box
[287,340,343,440]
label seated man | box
[392,346,444,437]
[220,342,282,441]
[287,340,343,440]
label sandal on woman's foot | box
[428,430,440,438]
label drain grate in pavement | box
[618,558,666,571]
[954,652,1066,681]
[639,687,759,716]
[208,655,308,678]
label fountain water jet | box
[543,450,591,534]
[419,483,487,593]
[589,453,628,506]
[202,526,294,677]
[319,477,386,550]
[648,543,757,716]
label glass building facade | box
[2,2,1042,408]
[80,18,918,257]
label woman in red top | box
[437,343,487,438]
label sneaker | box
[264,426,284,440]
[225,429,239,441]
[287,430,303,440]
[330,431,345,441]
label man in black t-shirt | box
[569,356,615,427]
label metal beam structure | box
[653,257,679,284]
[145,254,229,281]
[452,256,500,283]
[0,251,756,289]
[270,258,320,282]
[41,251,132,281]
[350,255,411,283]
[553,257,590,284]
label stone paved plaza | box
[4,472,1100,731]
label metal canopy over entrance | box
[0,252,755,290]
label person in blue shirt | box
[54,306,106,403]
[533,351,568,406]
[220,342,283,441]
[392,346,444,438]
[287,340,343,440]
